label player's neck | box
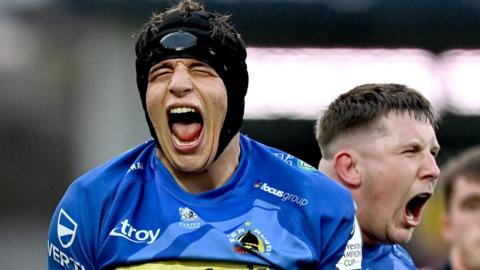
[171,134,241,194]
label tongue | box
[171,123,202,142]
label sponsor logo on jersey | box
[127,162,144,174]
[228,221,272,255]
[57,208,78,248]
[48,241,86,270]
[272,152,295,165]
[272,152,316,171]
[109,219,160,244]
[179,207,201,230]
[255,181,309,206]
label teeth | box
[416,193,431,200]
[170,107,196,114]
[173,134,199,146]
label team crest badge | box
[179,207,201,230]
[228,221,272,255]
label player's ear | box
[333,150,361,189]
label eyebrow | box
[459,194,480,205]
[149,60,210,74]
[149,62,171,75]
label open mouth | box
[405,192,431,225]
[168,106,204,147]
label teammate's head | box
[135,0,248,164]
[316,83,440,246]
[441,146,480,269]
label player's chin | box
[181,147,219,173]
[171,155,211,173]
[389,227,415,244]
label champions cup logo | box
[255,181,309,207]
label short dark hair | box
[442,145,480,211]
[143,0,237,39]
[315,83,440,159]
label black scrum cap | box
[135,9,248,159]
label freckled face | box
[354,112,440,245]
[146,58,227,173]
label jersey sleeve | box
[48,179,104,270]
[315,188,359,270]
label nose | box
[168,66,193,97]
[422,153,440,183]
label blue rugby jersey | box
[48,135,357,270]
[363,244,417,270]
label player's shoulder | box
[240,135,317,170]
[244,136,348,185]
[242,135,353,210]
[48,141,157,269]
[242,134,319,176]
